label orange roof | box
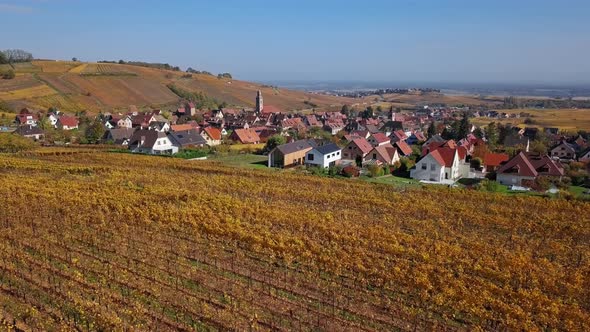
[171,123,197,132]
[232,128,260,144]
[203,127,222,140]
[483,153,509,167]
[395,140,413,156]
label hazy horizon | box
[2,0,590,84]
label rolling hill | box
[0,60,355,113]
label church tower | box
[256,90,263,113]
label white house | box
[305,143,342,168]
[128,129,178,155]
[117,116,133,129]
[48,113,59,127]
[410,148,462,183]
[579,149,590,162]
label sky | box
[1,0,590,84]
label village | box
[5,90,590,197]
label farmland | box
[471,108,590,131]
[0,150,588,331]
[0,60,354,114]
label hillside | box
[0,60,354,113]
[0,150,588,331]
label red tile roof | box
[371,132,390,144]
[395,140,413,156]
[435,147,457,167]
[58,115,79,127]
[203,127,222,140]
[171,123,198,132]
[351,137,373,154]
[497,152,538,177]
[483,153,509,167]
[429,149,446,166]
[232,128,260,144]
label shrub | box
[1,69,15,79]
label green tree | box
[485,122,499,148]
[427,122,437,138]
[340,104,351,117]
[85,120,106,143]
[38,116,52,130]
[0,51,7,64]
[457,112,470,139]
[473,127,484,139]
[263,135,286,153]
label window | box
[422,163,427,170]
[307,153,314,161]
[373,153,377,159]
[337,151,340,156]
[445,173,449,179]
[430,164,436,171]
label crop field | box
[10,62,42,73]
[0,84,57,101]
[32,61,79,73]
[78,63,137,76]
[0,74,43,93]
[62,74,178,107]
[0,151,588,331]
[471,108,590,131]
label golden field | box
[471,108,590,131]
[0,150,588,331]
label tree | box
[427,122,437,138]
[263,135,286,153]
[473,127,484,139]
[340,105,351,117]
[0,51,7,64]
[85,120,106,143]
[485,122,499,148]
[72,57,78,62]
[2,49,33,63]
[457,112,470,139]
[37,116,52,130]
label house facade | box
[128,129,178,155]
[496,152,564,186]
[342,138,373,162]
[305,143,341,168]
[550,142,577,160]
[268,140,314,168]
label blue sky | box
[1,0,589,84]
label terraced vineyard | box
[0,151,588,331]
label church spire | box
[256,90,263,113]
